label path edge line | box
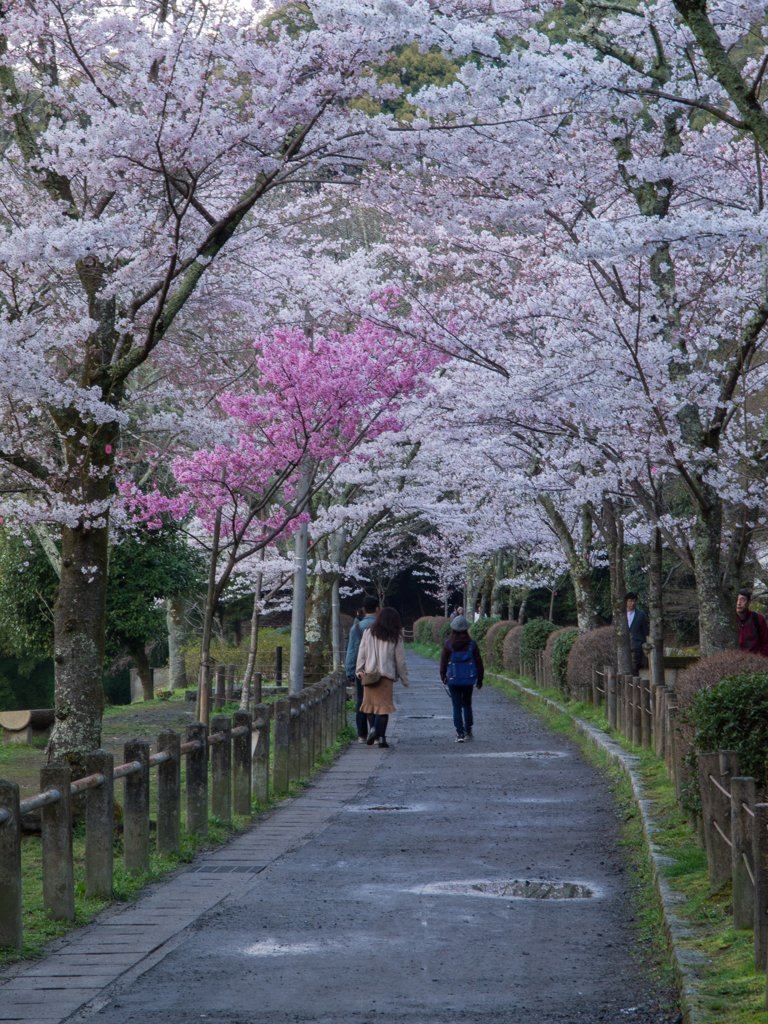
[487,670,703,1024]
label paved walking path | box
[1,652,675,1023]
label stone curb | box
[487,671,704,1024]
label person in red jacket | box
[439,615,484,742]
[736,590,768,656]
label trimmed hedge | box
[684,672,768,791]
[542,627,568,687]
[565,626,615,696]
[486,620,517,667]
[439,620,452,644]
[414,617,437,644]
[502,625,525,673]
[675,650,768,810]
[468,616,500,645]
[431,616,450,643]
[519,619,559,674]
[552,628,579,689]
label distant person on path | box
[356,606,409,749]
[440,614,484,743]
[346,595,379,742]
[737,590,768,656]
[625,592,648,675]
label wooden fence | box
[0,671,348,950]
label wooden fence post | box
[157,730,181,855]
[226,663,235,702]
[0,779,22,948]
[84,749,114,896]
[606,667,617,730]
[652,682,664,758]
[233,710,252,816]
[641,679,652,750]
[215,664,226,709]
[251,704,270,805]
[186,722,208,836]
[273,698,291,794]
[698,750,739,890]
[754,803,768,971]
[123,739,150,875]
[632,676,642,746]
[210,715,232,822]
[41,762,75,920]
[732,776,756,930]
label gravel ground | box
[90,650,681,1024]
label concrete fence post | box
[301,694,312,777]
[0,779,22,948]
[322,682,332,753]
[313,684,323,762]
[591,665,600,709]
[124,739,150,875]
[754,803,768,971]
[289,696,302,783]
[340,673,347,736]
[606,667,617,731]
[273,699,291,794]
[253,671,262,707]
[632,676,642,747]
[186,722,208,836]
[210,715,232,822]
[84,749,114,897]
[40,762,75,920]
[226,663,235,702]
[275,645,283,686]
[668,707,681,802]
[615,673,623,734]
[233,711,252,816]
[732,776,756,930]
[641,680,652,750]
[652,683,664,758]
[252,704,270,805]
[664,692,675,779]
[157,730,181,855]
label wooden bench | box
[0,708,55,745]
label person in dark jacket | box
[737,590,768,656]
[345,595,379,741]
[625,593,649,675]
[439,615,484,742]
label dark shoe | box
[456,733,465,743]
[366,732,378,745]
[378,738,389,748]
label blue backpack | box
[446,640,478,685]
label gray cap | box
[451,615,469,632]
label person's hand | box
[476,681,483,690]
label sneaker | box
[465,728,473,739]
[378,738,389,749]
[358,737,367,743]
[366,732,378,746]
[456,733,465,743]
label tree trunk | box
[196,489,223,728]
[649,528,665,686]
[50,519,109,772]
[491,550,505,616]
[331,577,341,670]
[539,497,600,632]
[166,597,187,689]
[239,568,263,711]
[518,593,528,624]
[690,489,738,653]
[304,570,333,684]
[131,644,153,701]
[603,497,632,676]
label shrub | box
[486,621,517,667]
[469,615,500,645]
[565,626,616,696]
[683,672,768,792]
[542,628,568,687]
[675,649,768,810]
[415,617,436,645]
[439,621,452,644]
[502,625,525,673]
[552,628,580,689]
[431,617,450,643]
[519,619,559,674]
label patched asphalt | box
[86,650,679,1024]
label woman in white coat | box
[355,606,409,747]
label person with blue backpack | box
[439,615,484,742]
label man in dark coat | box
[737,589,768,656]
[626,592,648,676]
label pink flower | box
[105,445,112,454]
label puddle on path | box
[465,750,569,759]
[417,879,593,900]
[345,803,427,813]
